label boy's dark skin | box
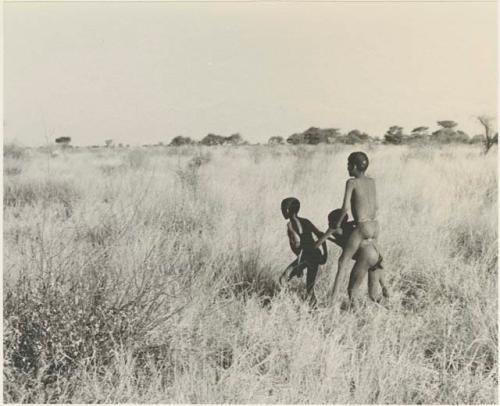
[315,152,380,304]
[325,209,389,306]
[279,197,327,307]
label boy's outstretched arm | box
[314,228,335,249]
[308,220,328,261]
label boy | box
[316,152,380,303]
[279,197,327,306]
[326,209,389,304]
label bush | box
[286,127,342,145]
[268,136,285,145]
[3,273,142,399]
[200,133,225,146]
[4,179,79,210]
[4,143,27,160]
[169,136,195,146]
[4,163,23,176]
[344,129,370,144]
[125,149,148,169]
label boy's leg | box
[289,260,308,281]
[330,228,363,303]
[305,264,319,307]
[279,259,298,285]
[368,268,382,303]
[348,258,368,309]
[371,240,389,298]
[378,268,390,298]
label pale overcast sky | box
[4,1,498,146]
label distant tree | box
[286,132,307,145]
[170,136,194,146]
[432,121,468,143]
[55,136,71,147]
[104,139,113,148]
[302,127,324,145]
[470,134,484,144]
[344,129,370,144]
[286,127,342,145]
[118,143,123,148]
[408,126,429,143]
[436,120,458,129]
[268,136,285,145]
[200,133,225,146]
[323,128,342,144]
[225,133,246,145]
[454,130,469,143]
[412,126,429,134]
[158,141,164,147]
[384,126,404,145]
[477,115,497,154]
[303,127,342,144]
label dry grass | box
[3,144,497,403]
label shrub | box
[4,143,27,160]
[4,179,79,210]
[286,127,342,145]
[4,164,23,176]
[384,126,405,145]
[98,163,126,176]
[268,136,285,145]
[169,136,195,146]
[175,152,211,193]
[3,273,143,398]
[344,129,370,144]
[200,133,225,146]
[125,149,148,169]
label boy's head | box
[281,197,300,219]
[348,151,369,176]
[328,209,354,247]
[328,209,348,230]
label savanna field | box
[3,143,498,403]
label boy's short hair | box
[328,209,348,229]
[348,151,369,171]
[281,197,300,215]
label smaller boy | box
[279,197,327,306]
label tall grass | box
[3,144,497,403]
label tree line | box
[53,116,497,153]
[169,118,497,153]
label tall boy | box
[316,152,380,303]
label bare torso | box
[351,177,377,222]
[287,217,319,254]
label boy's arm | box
[335,179,355,229]
[307,220,330,258]
[314,227,335,249]
[307,220,329,262]
[308,220,324,239]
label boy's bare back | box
[350,176,377,223]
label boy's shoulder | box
[352,176,376,183]
[297,216,313,226]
